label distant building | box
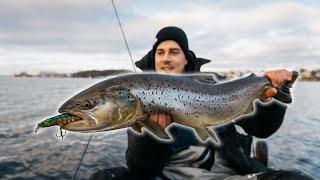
[71,70,131,78]
[299,69,320,81]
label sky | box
[0,0,319,75]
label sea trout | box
[37,72,298,144]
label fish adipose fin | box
[273,71,299,104]
[139,120,171,140]
[194,127,209,142]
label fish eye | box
[83,100,95,110]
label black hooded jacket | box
[125,49,287,177]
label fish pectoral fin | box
[206,127,221,146]
[184,73,218,84]
[194,127,209,142]
[131,122,143,133]
[139,120,171,140]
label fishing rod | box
[0,0,135,179]
[72,0,136,179]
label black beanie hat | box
[135,26,211,72]
[152,26,191,60]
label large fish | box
[36,72,298,144]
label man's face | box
[155,40,187,74]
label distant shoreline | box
[12,69,320,81]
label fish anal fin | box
[206,128,221,146]
[139,120,171,140]
[194,127,209,142]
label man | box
[125,26,312,180]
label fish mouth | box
[58,110,98,126]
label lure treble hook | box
[56,127,66,139]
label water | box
[0,77,319,179]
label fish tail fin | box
[273,71,299,104]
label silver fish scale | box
[104,73,270,128]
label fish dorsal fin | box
[183,73,218,84]
[248,73,257,77]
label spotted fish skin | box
[57,72,297,144]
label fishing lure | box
[35,114,82,138]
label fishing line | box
[0,129,35,144]
[110,0,136,73]
[72,0,136,179]
[72,135,93,180]
[0,125,68,144]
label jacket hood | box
[135,49,211,73]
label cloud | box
[0,0,319,75]
[0,50,137,75]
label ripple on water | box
[1,78,319,179]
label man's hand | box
[148,113,172,129]
[261,69,293,102]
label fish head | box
[58,85,145,132]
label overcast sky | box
[0,0,319,75]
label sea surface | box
[0,76,319,179]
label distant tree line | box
[71,69,132,78]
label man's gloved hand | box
[261,69,293,102]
